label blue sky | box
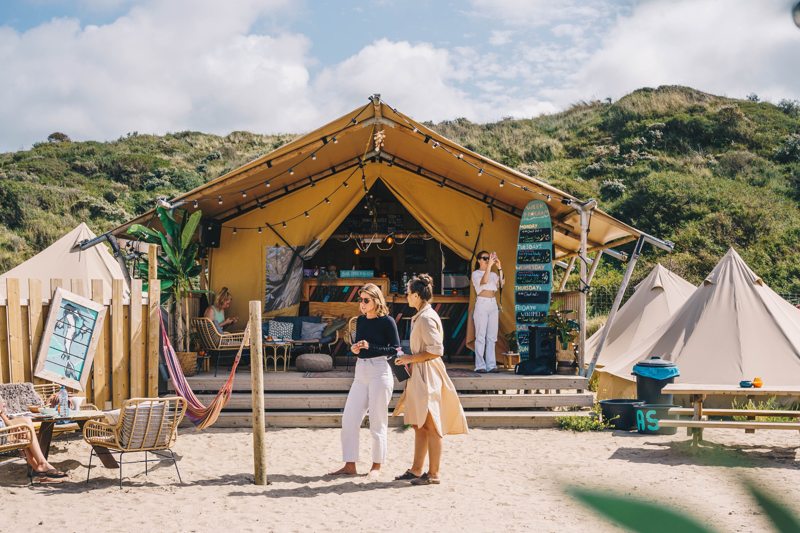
[0,0,797,151]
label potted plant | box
[546,306,580,374]
[126,206,204,363]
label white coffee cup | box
[70,396,85,411]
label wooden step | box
[195,391,594,411]
[209,410,590,429]
[179,372,589,393]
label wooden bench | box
[659,419,800,431]
[668,407,800,418]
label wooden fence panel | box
[111,280,126,408]
[6,278,25,383]
[129,279,144,397]
[0,304,8,383]
[91,280,109,408]
[147,284,160,397]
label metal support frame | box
[576,199,597,370]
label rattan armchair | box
[343,316,359,371]
[192,317,248,376]
[83,396,187,487]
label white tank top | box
[472,270,499,293]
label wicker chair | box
[31,382,101,436]
[192,317,248,376]
[343,316,359,371]
[0,423,35,483]
[83,396,187,487]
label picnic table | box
[659,383,800,445]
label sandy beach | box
[2,426,799,532]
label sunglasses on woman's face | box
[358,297,373,304]
[478,256,490,261]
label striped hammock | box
[160,314,249,430]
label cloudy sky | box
[0,0,798,151]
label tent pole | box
[558,257,576,292]
[585,236,645,379]
[586,250,604,285]
[576,200,596,372]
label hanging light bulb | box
[412,127,418,133]
[289,168,294,175]
[332,136,338,144]
[324,197,330,204]
[192,200,198,209]
[241,191,247,198]
[478,168,484,176]
[546,194,552,202]
[232,227,238,235]
[432,141,439,149]
[353,247,361,255]
[342,181,349,188]
[465,230,470,237]
[311,152,317,160]
[282,221,287,228]
[304,211,310,218]
[385,235,394,245]
[265,180,271,188]
[258,227,263,234]
[309,177,315,187]
[499,180,505,187]
[217,196,223,205]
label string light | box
[265,180,271,188]
[309,177,315,187]
[232,227,237,235]
[342,180,349,188]
[304,211,310,218]
[192,200,198,209]
[289,168,295,175]
[282,221,287,228]
[324,197,330,204]
[241,191,247,198]
[217,196,223,205]
[311,152,317,160]
[332,136,338,144]
[478,168,484,176]
[258,227,263,234]
[499,180,505,187]
[353,247,361,255]
[432,141,439,149]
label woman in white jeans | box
[328,283,400,479]
[471,250,504,373]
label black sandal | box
[394,469,420,481]
[34,469,67,479]
[410,472,441,485]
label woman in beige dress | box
[393,274,468,485]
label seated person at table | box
[0,396,68,481]
[204,287,239,332]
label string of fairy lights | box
[157,96,576,240]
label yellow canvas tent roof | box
[0,223,129,302]
[114,96,647,327]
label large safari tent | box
[116,96,668,368]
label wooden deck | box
[172,366,594,429]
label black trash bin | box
[632,357,680,404]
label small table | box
[661,383,800,445]
[263,341,292,371]
[498,352,520,370]
[34,409,118,468]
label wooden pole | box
[249,300,267,485]
[148,244,158,283]
[558,257,576,292]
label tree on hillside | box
[47,132,71,143]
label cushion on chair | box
[119,402,169,449]
[267,320,294,341]
[301,321,326,340]
[0,383,44,414]
[295,353,334,372]
[322,317,348,338]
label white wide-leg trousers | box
[473,296,499,371]
[341,357,394,463]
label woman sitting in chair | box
[204,287,239,332]
[0,396,68,482]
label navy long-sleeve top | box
[354,315,401,359]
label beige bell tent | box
[586,264,695,369]
[597,248,800,399]
[0,223,129,301]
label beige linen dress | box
[393,304,468,436]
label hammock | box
[160,314,250,430]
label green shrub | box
[557,404,612,431]
[730,396,800,422]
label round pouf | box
[295,353,333,372]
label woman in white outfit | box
[471,250,504,373]
[329,283,399,479]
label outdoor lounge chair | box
[192,317,248,376]
[0,423,36,483]
[83,396,187,487]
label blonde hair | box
[359,283,389,317]
[214,287,232,308]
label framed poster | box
[34,288,106,391]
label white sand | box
[2,426,800,532]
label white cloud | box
[564,0,800,104]
[488,30,513,46]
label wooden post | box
[249,300,267,485]
[6,278,25,383]
[129,279,144,397]
[148,244,158,283]
[558,257,575,292]
[111,279,126,407]
[586,250,604,286]
[91,280,109,407]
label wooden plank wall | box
[0,278,157,409]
